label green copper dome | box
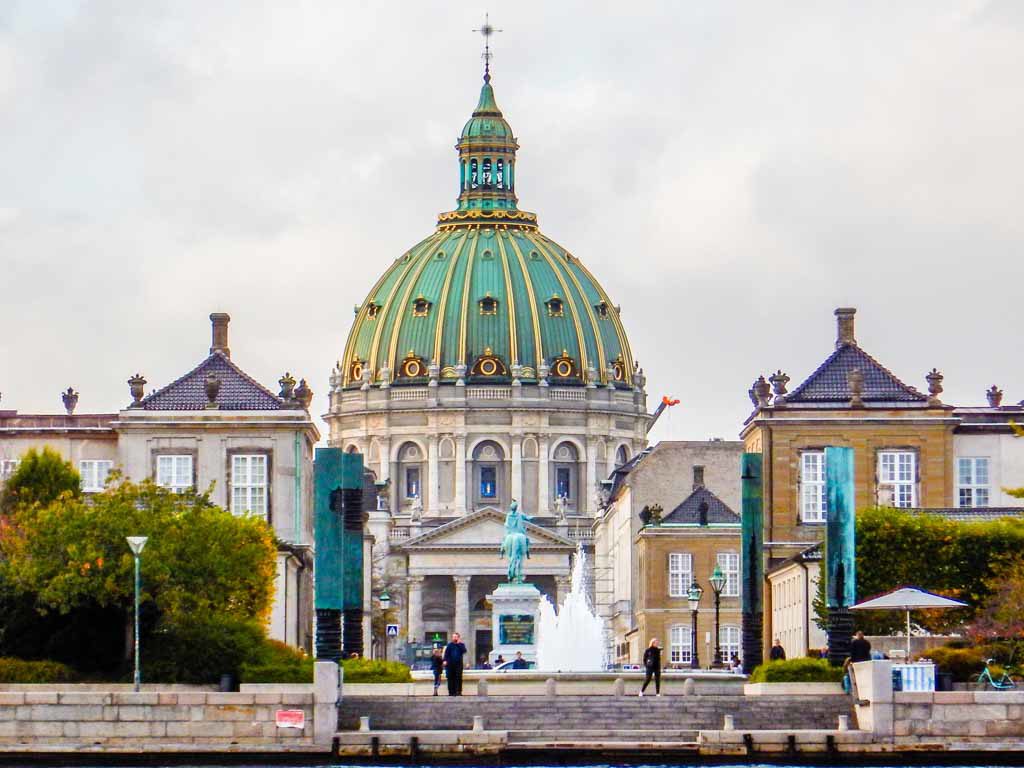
[339,75,634,390]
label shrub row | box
[0,657,76,683]
[750,657,844,684]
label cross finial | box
[473,13,502,83]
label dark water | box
[18,763,1018,768]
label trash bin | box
[891,668,903,692]
[937,672,953,692]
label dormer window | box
[366,301,380,319]
[398,351,427,379]
[546,296,564,317]
[551,351,577,379]
[412,296,432,317]
[479,294,498,315]
[612,355,626,382]
[350,357,365,382]
[595,301,609,319]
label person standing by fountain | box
[430,648,444,696]
[639,638,662,697]
[443,632,468,696]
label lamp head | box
[710,564,726,594]
[126,536,148,555]
[687,580,703,611]
[379,590,391,610]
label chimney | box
[834,307,856,348]
[692,465,705,490]
[210,313,230,357]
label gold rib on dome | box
[495,233,518,367]
[527,233,589,381]
[506,233,544,372]
[432,232,469,365]
[385,235,442,382]
[341,256,404,387]
[457,230,481,367]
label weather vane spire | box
[473,13,502,83]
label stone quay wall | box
[0,662,338,754]
[894,691,1024,741]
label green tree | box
[0,448,81,514]
[973,559,1024,639]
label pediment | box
[400,508,576,550]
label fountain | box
[536,545,606,671]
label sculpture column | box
[407,575,424,645]
[454,436,467,516]
[453,575,472,661]
[510,436,522,504]
[537,435,550,516]
[427,435,439,516]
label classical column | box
[390,457,400,515]
[555,575,572,605]
[427,435,439,515]
[584,439,598,516]
[378,438,391,482]
[407,576,424,645]
[454,435,467,516]
[511,436,523,504]
[537,435,550,516]
[453,576,472,661]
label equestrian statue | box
[500,499,533,584]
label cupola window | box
[551,351,577,379]
[470,159,479,189]
[471,347,507,377]
[398,351,427,379]
[350,357,365,382]
[412,296,432,317]
[545,296,564,317]
[481,249,494,261]
[595,301,609,319]
[612,355,626,383]
[496,159,505,189]
[365,301,380,319]
[481,158,493,188]
[479,294,498,315]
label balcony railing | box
[466,386,511,400]
[551,389,586,402]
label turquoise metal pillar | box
[740,453,764,673]
[825,446,856,665]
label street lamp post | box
[687,581,703,670]
[378,590,391,661]
[709,564,726,668]
[126,536,148,692]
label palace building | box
[325,62,649,664]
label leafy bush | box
[918,646,985,682]
[144,615,265,684]
[240,640,313,684]
[750,658,844,684]
[0,657,76,683]
[341,657,412,683]
[0,447,81,514]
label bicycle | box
[977,658,1019,690]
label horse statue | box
[499,499,533,584]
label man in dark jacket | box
[511,651,528,669]
[639,638,662,697]
[769,638,786,661]
[442,632,468,696]
[849,631,872,663]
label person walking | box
[429,647,444,696]
[639,638,662,697]
[442,632,468,696]
[769,638,786,661]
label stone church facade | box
[326,64,649,665]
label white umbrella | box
[850,587,968,659]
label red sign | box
[275,709,305,729]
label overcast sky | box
[2,1,1022,443]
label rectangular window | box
[717,552,740,597]
[156,455,193,492]
[957,457,990,508]
[720,625,741,662]
[0,459,19,483]
[670,624,692,664]
[231,455,267,516]
[668,552,693,598]
[480,466,497,498]
[405,467,420,499]
[878,451,916,508]
[800,451,826,523]
[555,467,571,500]
[79,460,113,493]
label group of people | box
[429,634,530,696]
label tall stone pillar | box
[407,576,424,645]
[555,575,571,606]
[427,435,439,515]
[537,435,550,516]
[389,459,400,515]
[378,438,391,483]
[511,436,523,504]
[453,576,472,661]
[584,439,598,516]
[454,436,467,515]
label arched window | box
[397,442,423,503]
[472,440,505,506]
[496,159,505,189]
[470,159,479,189]
[552,441,579,509]
[481,158,492,188]
[615,445,630,468]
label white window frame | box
[717,552,740,597]
[800,451,827,523]
[79,460,113,493]
[720,624,741,661]
[957,457,990,508]
[231,454,268,516]
[156,455,193,493]
[878,450,917,508]
[670,624,692,664]
[668,552,693,598]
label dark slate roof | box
[785,343,928,404]
[602,449,649,504]
[139,352,283,411]
[662,486,740,525]
[909,507,1024,523]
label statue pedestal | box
[487,582,541,665]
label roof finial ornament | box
[473,12,502,83]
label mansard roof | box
[785,342,928,405]
[138,351,283,411]
[662,485,740,526]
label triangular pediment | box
[400,508,576,550]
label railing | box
[569,527,595,541]
[550,389,587,402]
[390,388,428,401]
[467,387,511,400]
[389,528,411,541]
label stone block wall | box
[894,691,1024,741]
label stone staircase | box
[338,694,854,733]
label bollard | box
[358,716,370,732]
[723,714,734,731]
[477,678,489,697]
[473,715,484,732]
[545,678,557,697]
[613,678,625,697]
[682,678,696,696]
[837,714,849,731]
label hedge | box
[240,640,313,684]
[750,658,844,684]
[0,657,76,683]
[341,658,412,683]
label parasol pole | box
[906,608,911,660]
